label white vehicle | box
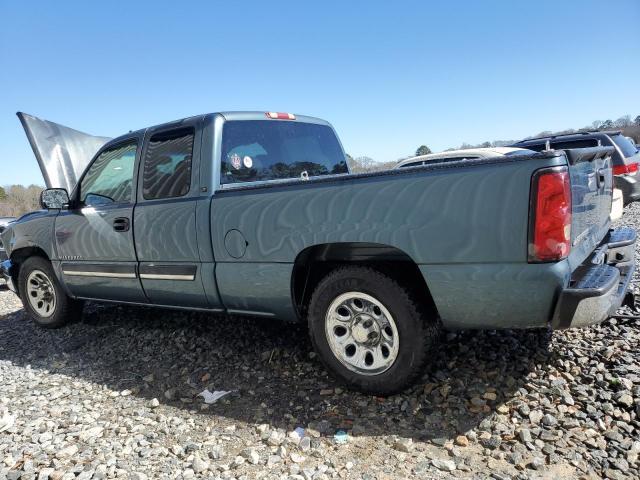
[395,147,535,168]
[396,147,623,220]
[611,188,624,221]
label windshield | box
[610,134,639,158]
[220,120,348,184]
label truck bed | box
[211,148,610,329]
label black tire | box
[18,256,83,328]
[308,266,440,395]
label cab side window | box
[80,142,137,206]
[143,128,194,199]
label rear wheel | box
[308,266,440,395]
[18,256,83,328]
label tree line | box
[413,114,640,157]
[0,185,43,217]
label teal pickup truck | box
[1,111,635,394]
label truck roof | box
[218,111,331,126]
[106,111,332,147]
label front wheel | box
[18,256,83,328]
[308,266,440,395]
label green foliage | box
[0,186,6,200]
[415,145,432,156]
[634,115,640,127]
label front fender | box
[4,210,58,261]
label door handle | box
[113,217,130,232]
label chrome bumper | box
[552,227,636,329]
[1,259,16,293]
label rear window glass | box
[518,142,546,152]
[399,161,424,168]
[505,149,536,156]
[440,156,480,161]
[400,156,480,168]
[519,139,601,151]
[610,134,639,158]
[220,120,348,184]
[551,139,599,150]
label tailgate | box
[564,146,614,269]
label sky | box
[1,0,639,186]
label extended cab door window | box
[80,143,137,206]
[142,128,194,199]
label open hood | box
[17,112,112,192]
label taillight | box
[612,162,638,175]
[266,112,296,120]
[528,167,572,262]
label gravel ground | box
[1,207,640,480]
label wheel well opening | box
[10,247,50,294]
[292,243,439,321]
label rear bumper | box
[0,259,16,293]
[552,227,636,329]
[614,174,640,205]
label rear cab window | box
[400,155,482,168]
[519,142,546,152]
[399,161,425,168]
[505,149,537,156]
[220,120,348,185]
[519,138,601,152]
[550,139,599,149]
[439,156,480,161]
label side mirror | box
[40,188,70,210]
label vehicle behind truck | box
[513,131,640,206]
[394,146,536,168]
[396,147,625,221]
[1,112,635,394]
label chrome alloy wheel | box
[325,292,400,375]
[26,269,56,318]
